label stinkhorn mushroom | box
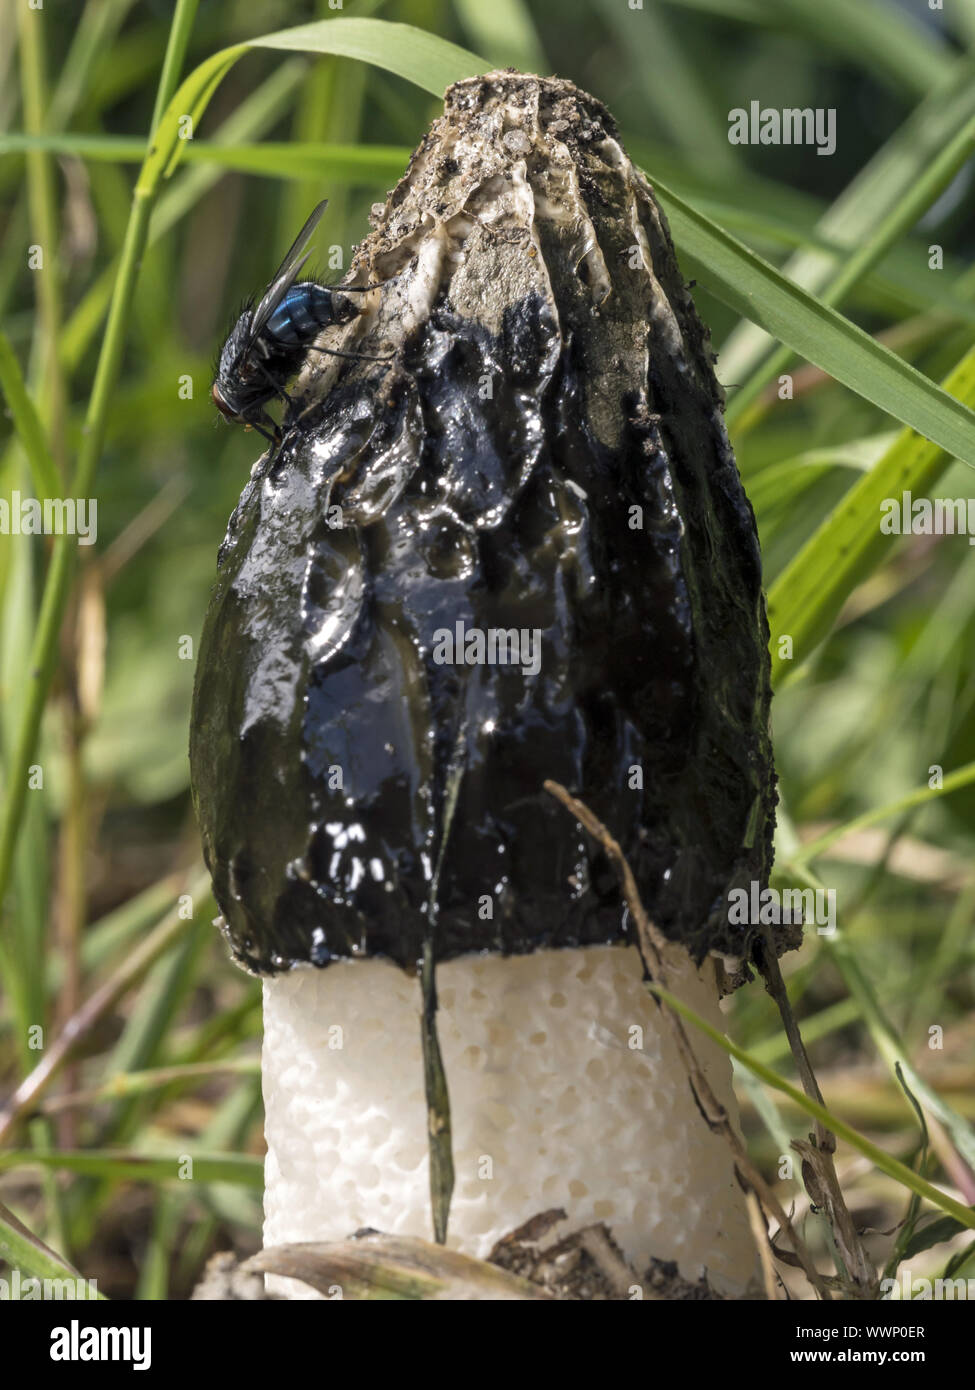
[190,71,785,1299]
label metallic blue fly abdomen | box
[265,283,345,346]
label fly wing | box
[247,199,330,343]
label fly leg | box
[244,414,281,447]
[306,344,395,364]
[254,359,295,407]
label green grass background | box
[1,0,974,1298]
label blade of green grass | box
[18,0,67,469]
[60,61,305,374]
[0,196,156,929]
[748,434,890,516]
[105,913,211,1092]
[42,1060,260,1112]
[661,0,953,96]
[907,882,975,1040]
[0,4,213,943]
[720,61,975,384]
[453,0,546,74]
[0,329,61,502]
[732,1059,798,1174]
[727,100,975,428]
[0,132,413,183]
[0,1199,104,1296]
[178,138,411,180]
[169,989,262,1067]
[767,346,975,681]
[137,1079,261,1297]
[776,840,975,1175]
[46,0,139,132]
[955,0,975,49]
[252,18,485,98]
[0,454,46,1051]
[80,872,188,975]
[136,20,483,193]
[790,759,975,868]
[651,983,975,1230]
[659,0,765,19]
[12,0,78,1261]
[0,18,484,929]
[626,134,975,321]
[750,998,862,1067]
[277,14,371,268]
[0,1151,264,1186]
[627,134,830,230]
[597,0,738,174]
[0,874,209,1144]
[884,1068,933,1278]
[148,0,199,137]
[774,0,951,98]
[648,178,975,467]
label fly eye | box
[211,382,234,419]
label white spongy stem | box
[262,943,758,1298]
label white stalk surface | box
[263,942,757,1298]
